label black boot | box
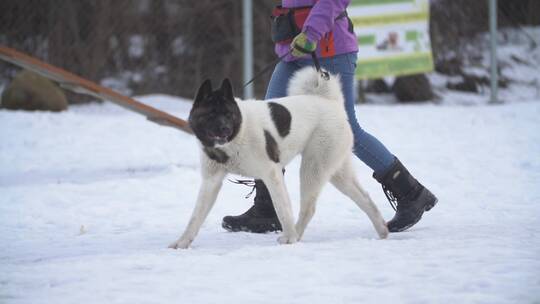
[374,158,437,232]
[222,179,282,233]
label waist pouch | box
[270,5,353,45]
[270,6,311,44]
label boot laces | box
[232,179,404,211]
[229,179,256,199]
[381,184,399,211]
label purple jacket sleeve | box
[303,0,350,42]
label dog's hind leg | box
[169,169,226,249]
[295,158,333,241]
[331,158,389,239]
[262,167,298,245]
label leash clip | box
[320,70,330,80]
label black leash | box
[242,47,329,88]
[310,52,330,80]
[292,44,330,80]
[243,50,291,88]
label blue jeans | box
[265,52,395,176]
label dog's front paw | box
[168,238,192,249]
[277,234,298,245]
[376,221,389,239]
[378,225,389,239]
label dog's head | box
[189,79,242,147]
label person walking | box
[222,0,437,233]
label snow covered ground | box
[1,92,539,304]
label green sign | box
[348,0,433,79]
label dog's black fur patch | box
[268,102,291,137]
[189,79,242,147]
[203,147,229,164]
[264,130,280,163]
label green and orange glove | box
[290,32,317,57]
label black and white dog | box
[169,67,388,249]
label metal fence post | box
[242,0,254,99]
[489,0,499,104]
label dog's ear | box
[194,79,212,104]
[220,78,234,100]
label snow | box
[1,92,539,304]
[2,22,538,304]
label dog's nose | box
[220,126,232,136]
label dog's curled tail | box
[287,67,344,103]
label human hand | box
[290,32,317,57]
